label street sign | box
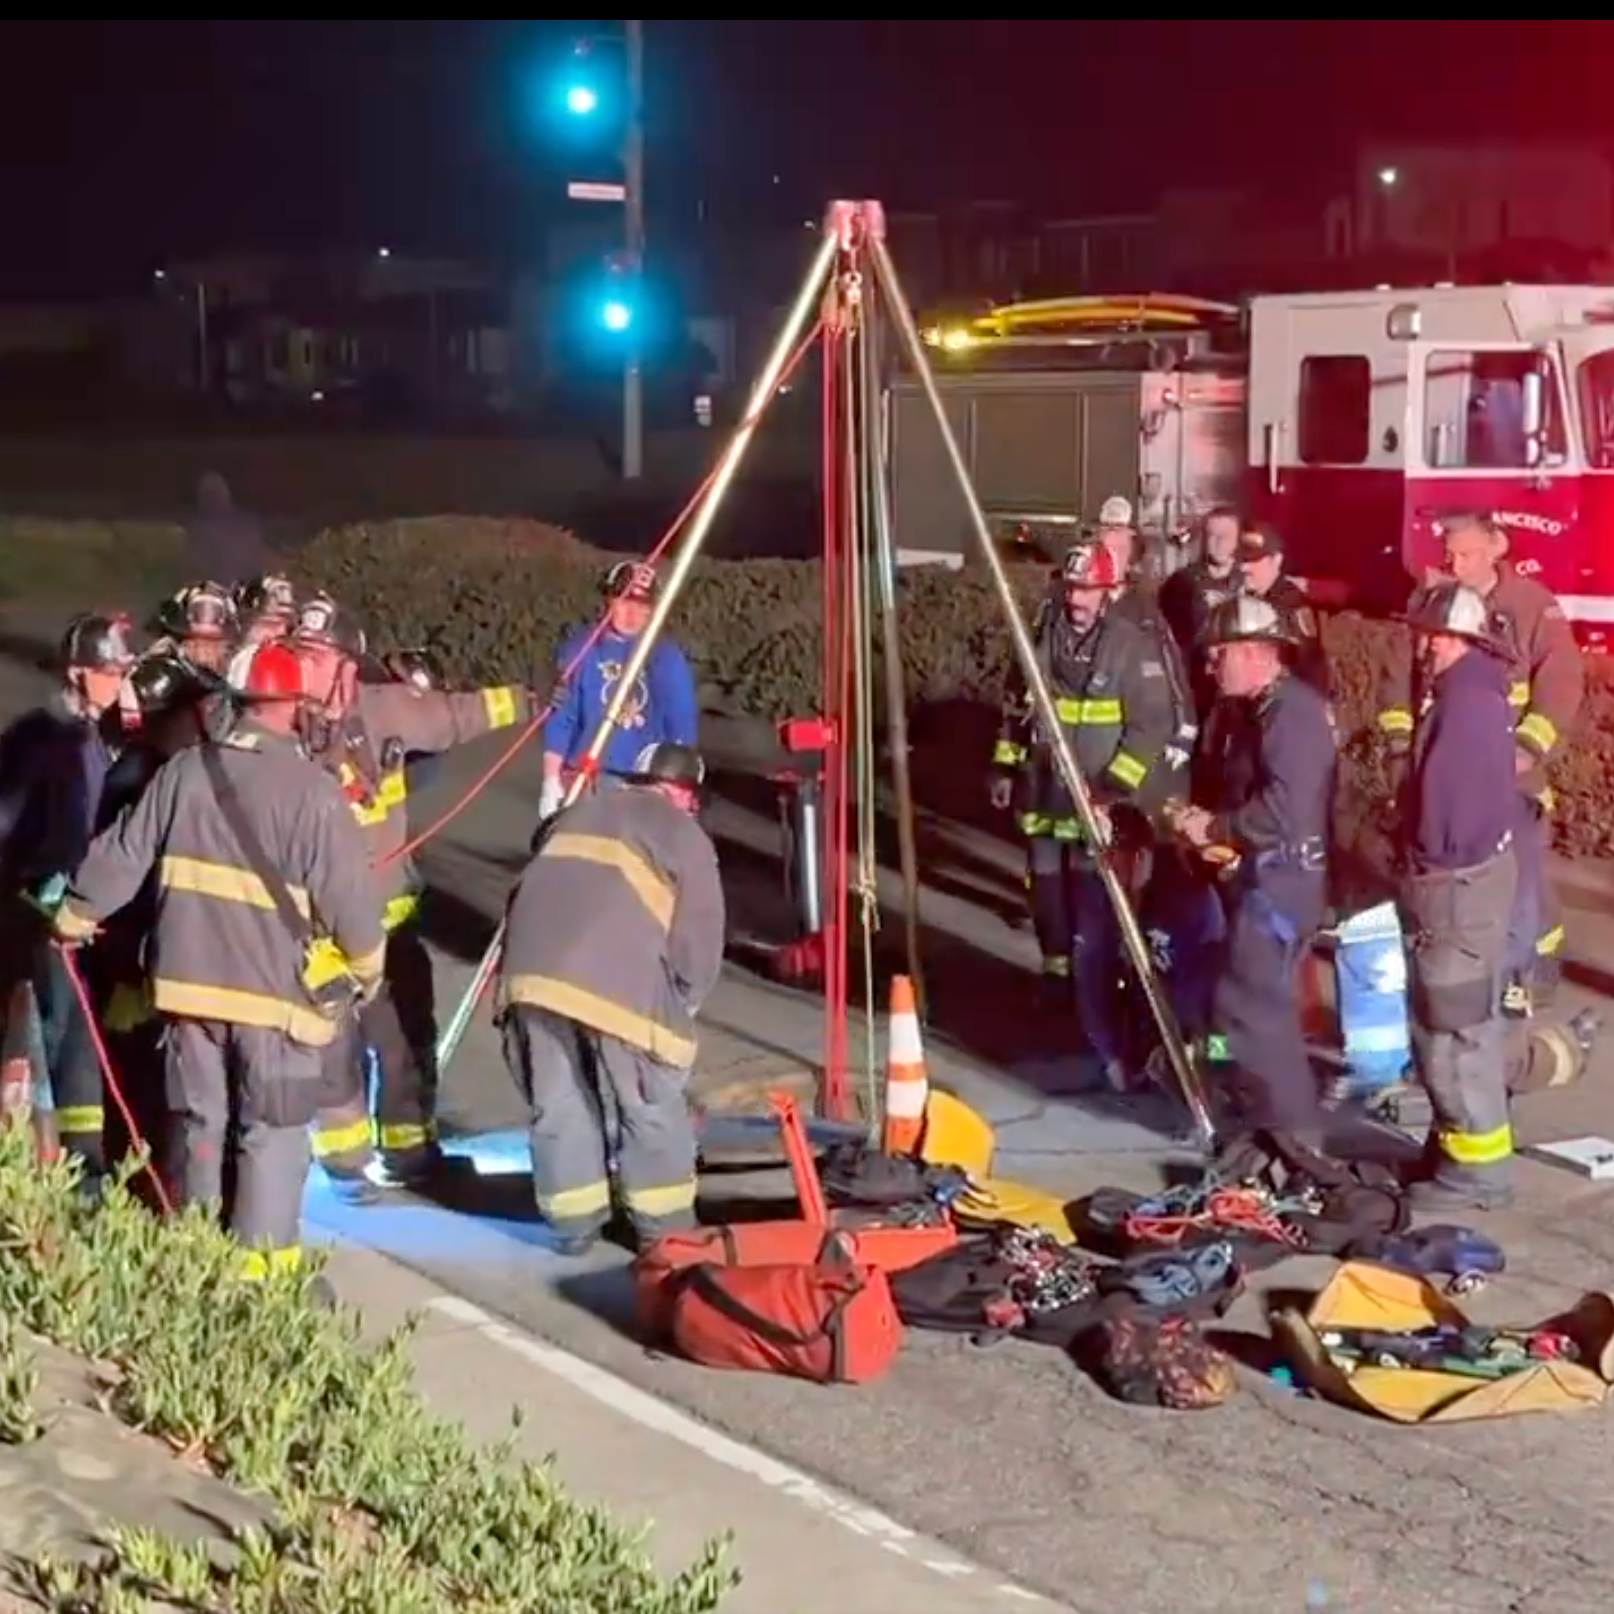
[568,180,627,203]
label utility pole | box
[195,282,210,396]
[623,18,645,480]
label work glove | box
[538,776,565,821]
[988,775,1013,812]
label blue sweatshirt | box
[0,694,118,891]
[543,627,699,775]
[1409,649,1515,872]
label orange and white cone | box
[882,975,929,1156]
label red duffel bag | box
[634,1224,843,1339]
[667,1259,903,1384]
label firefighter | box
[233,574,298,649]
[93,650,219,1170]
[499,740,723,1254]
[1230,524,1327,692]
[539,561,700,821]
[1165,596,1337,1175]
[1158,505,1243,718]
[292,592,536,1187]
[0,612,138,1175]
[1376,513,1583,1017]
[148,582,240,677]
[1396,585,1519,1212]
[52,640,384,1279]
[990,539,1177,1083]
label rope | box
[54,944,173,1215]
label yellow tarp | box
[1273,1261,1614,1423]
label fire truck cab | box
[1248,284,1614,642]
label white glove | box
[538,776,565,821]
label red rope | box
[53,944,173,1215]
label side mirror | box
[1521,359,1555,470]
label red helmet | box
[231,640,306,702]
[1062,540,1122,590]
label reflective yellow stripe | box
[312,1118,373,1159]
[1107,750,1147,790]
[545,1179,613,1219]
[1041,955,1071,977]
[382,894,419,932]
[1049,816,1083,841]
[623,1180,697,1217]
[1053,697,1122,725]
[1537,785,1557,812]
[543,832,675,931]
[343,767,409,828]
[503,975,698,1067]
[379,1122,432,1152]
[1507,680,1529,710]
[482,686,520,729]
[56,1105,103,1134]
[153,978,342,1047]
[993,739,1026,765]
[1018,811,1051,836]
[1516,710,1557,756]
[1438,1122,1514,1166]
[160,855,311,917]
[103,982,154,1032]
[240,1246,302,1281]
[1375,709,1414,736]
[54,903,99,942]
[1536,925,1565,958]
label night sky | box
[2,19,1612,297]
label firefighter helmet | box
[291,592,368,658]
[151,582,237,643]
[1062,541,1123,590]
[61,612,137,671]
[231,640,306,702]
[235,573,297,622]
[1402,582,1511,656]
[604,560,659,602]
[1201,595,1298,647]
[381,647,439,692]
[625,740,705,790]
[126,651,216,719]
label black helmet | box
[61,612,138,672]
[150,582,237,642]
[235,573,297,622]
[126,650,217,719]
[604,560,658,603]
[291,591,368,658]
[380,647,439,692]
[625,740,705,790]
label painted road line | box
[425,1293,1064,1610]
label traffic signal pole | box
[622,18,645,481]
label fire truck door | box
[1402,341,1579,589]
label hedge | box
[290,516,1614,862]
[0,1125,734,1613]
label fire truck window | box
[1425,349,1566,470]
[1578,351,1614,470]
[1297,355,1371,465]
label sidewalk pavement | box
[316,1238,1068,1614]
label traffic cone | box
[882,975,929,1156]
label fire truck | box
[895,285,1614,644]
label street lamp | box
[376,246,392,259]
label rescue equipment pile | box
[632,1090,1614,1421]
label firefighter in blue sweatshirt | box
[539,562,699,820]
[1398,584,1521,1213]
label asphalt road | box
[7,626,1614,1613]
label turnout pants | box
[33,939,103,1172]
[1405,847,1517,1197]
[1210,873,1326,1135]
[311,924,440,1178]
[1025,834,1075,986]
[501,1005,698,1246]
[164,1016,320,1277]
[1506,798,1563,1010]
